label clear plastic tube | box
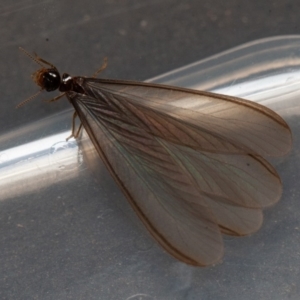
[1,35,299,201]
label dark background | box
[1,1,300,299]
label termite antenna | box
[19,47,45,68]
[16,89,43,108]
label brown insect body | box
[23,51,292,266]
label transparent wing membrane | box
[85,79,291,156]
[66,79,292,266]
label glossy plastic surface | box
[1,36,300,299]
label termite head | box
[31,67,61,92]
[17,47,66,108]
[18,47,94,108]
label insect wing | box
[70,92,223,266]
[77,79,286,208]
[83,79,292,157]
[66,79,291,265]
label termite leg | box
[73,123,83,139]
[66,111,83,141]
[92,57,108,78]
[45,93,66,103]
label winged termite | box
[18,47,292,266]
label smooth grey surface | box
[1,1,300,300]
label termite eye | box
[42,69,61,91]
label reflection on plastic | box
[149,35,300,112]
[0,132,79,199]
